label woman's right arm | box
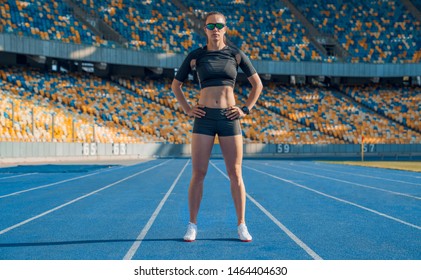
[171,79,206,118]
[171,79,192,115]
[172,49,205,118]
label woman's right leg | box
[188,133,215,224]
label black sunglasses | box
[205,23,225,30]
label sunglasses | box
[205,23,226,30]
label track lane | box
[242,160,421,259]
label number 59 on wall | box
[277,144,290,153]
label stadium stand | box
[0,0,112,47]
[2,0,419,63]
[1,1,420,146]
[0,66,163,143]
[2,65,420,145]
[290,0,421,63]
[239,82,421,144]
[73,0,203,53]
[341,84,421,133]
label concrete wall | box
[1,142,420,163]
[1,34,421,77]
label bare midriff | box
[198,85,236,108]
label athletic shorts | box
[193,107,242,137]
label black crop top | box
[174,45,257,89]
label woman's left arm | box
[226,73,263,120]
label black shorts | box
[193,107,242,137]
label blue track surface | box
[0,159,420,260]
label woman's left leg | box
[218,134,246,225]
[219,134,252,241]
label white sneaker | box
[238,223,252,242]
[183,222,197,242]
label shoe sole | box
[238,234,252,242]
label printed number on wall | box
[277,144,290,153]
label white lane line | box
[0,168,121,199]
[210,161,323,260]
[256,162,420,200]
[123,159,190,260]
[295,163,421,186]
[0,173,37,180]
[0,160,171,236]
[245,165,421,231]
[0,162,147,199]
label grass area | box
[323,161,421,172]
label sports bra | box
[174,45,256,89]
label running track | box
[0,159,420,260]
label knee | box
[226,164,242,184]
[192,167,208,182]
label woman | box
[171,11,263,242]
